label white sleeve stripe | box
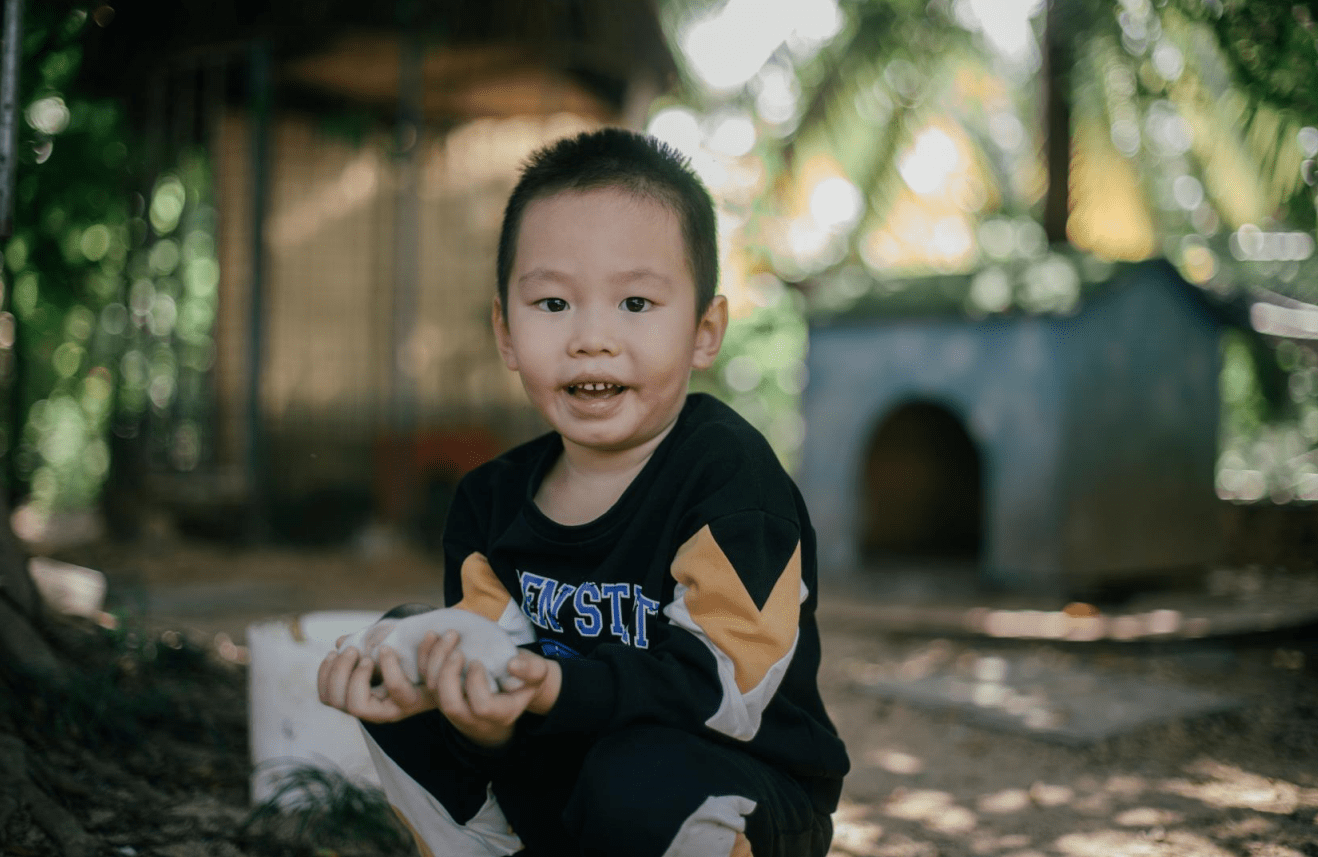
[661,794,758,857]
[359,725,522,857]
[664,582,801,741]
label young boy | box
[318,128,849,857]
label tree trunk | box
[0,493,98,855]
[0,491,64,678]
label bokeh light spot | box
[899,128,960,195]
[79,224,111,261]
[647,107,702,157]
[150,176,187,235]
[26,96,70,135]
[809,176,863,232]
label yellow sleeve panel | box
[453,552,513,623]
[670,524,802,694]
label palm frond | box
[1166,0,1318,223]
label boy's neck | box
[534,418,678,527]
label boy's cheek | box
[491,304,525,369]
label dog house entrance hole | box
[860,401,983,565]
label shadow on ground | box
[24,536,1318,857]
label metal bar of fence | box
[0,0,25,240]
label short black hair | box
[496,128,719,318]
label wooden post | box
[245,40,272,541]
[1043,0,1072,246]
[384,25,424,525]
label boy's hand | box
[317,645,437,723]
[421,631,562,747]
[507,647,562,716]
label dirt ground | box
[6,533,1318,857]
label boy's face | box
[494,187,726,458]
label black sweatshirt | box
[441,393,849,812]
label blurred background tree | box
[0,0,135,684]
[2,3,136,516]
[3,0,1318,545]
[659,0,1318,501]
[2,2,223,542]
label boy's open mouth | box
[567,382,626,400]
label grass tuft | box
[244,764,413,853]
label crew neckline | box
[521,394,704,542]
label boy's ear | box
[691,295,728,371]
[492,297,519,371]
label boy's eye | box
[536,298,569,313]
[621,297,652,313]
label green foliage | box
[117,155,220,474]
[692,278,809,468]
[1167,0,1318,237]
[1217,330,1318,501]
[0,4,221,515]
[762,0,979,270]
[1176,1,1318,119]
[1221,329,1270,439]
[1,5,134,509]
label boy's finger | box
[316,651,334,703]
[377,647,419,708]
[469,656,535,717]
[464,660,492,711]
[466,661,525,720]
[433,630,459,662]
[424,631,460,692]
[416,631,441,675]
[433,646,471,718]
[354,692,402,723]
[344,656,380,716]
[323,647,360,709]
[319,650,355,705]
[507,653,547,682]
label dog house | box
[799,258,1226,595]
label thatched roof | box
[77,0,677,123]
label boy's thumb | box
[508,652,541,676]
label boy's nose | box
[567,307,620,356]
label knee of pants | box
[570,728,673,837]
[567,726,743,855]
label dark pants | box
[363,713,832,857]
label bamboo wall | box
[213,111,597,497]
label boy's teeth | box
[570,382,622,394]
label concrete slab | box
[818,566,1318,642]
[137,580,302,617]
[852,654,1244,746]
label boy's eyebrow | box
[517,268,673,287]
[517,268,571,286]
[613,268,671,286]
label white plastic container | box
[29,556,107,619]
[247,610,383,805]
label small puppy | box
[337,604,523,693]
